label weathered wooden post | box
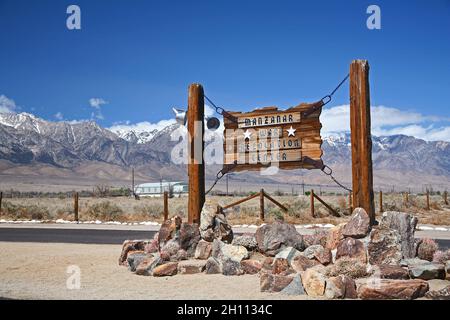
[350,60,375,225]
[163,191,169,221]
[187,83,205,224]
[259,189,265,221]
[379,190,383,213]
[310,189,315,218]
[0,191,3,214]
[348,192,353,214]
[426,189,430,210]
[444,191,448,205]
[73,192,79,222]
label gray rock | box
[280,274,305,295]
[127,252,148,272]
[275,247,302,264]
[212,239,249,263]
[342,207,371,238]
[232,234,258,251]
[222,259,244,276]
[425,285,450,300]
[194,239,213,260]
[303,245,332,265]
[368,227,402,265]
[205,257,221,274]
[380,211,418,259]
[135,254,163,276]
[408,261,446,280]
[255,221,304,256]
[200,203,233,243]
[179,223,200,257]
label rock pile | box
[119,207,450,300]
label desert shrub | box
[133,203,164,219]
[325,257,369,279]
[268,208,284,221]
[0,201,52,220]
[287,198,309,218]
[56,205,75,220]
[85,201,123,221]
[417,238,439,261]
[432,249,450,263]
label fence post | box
[73,192,79,222]
[379,191,383,213]
[350,60,375,225]
[348,192,353,214]
[0,191,2,215]
[310,189,315,218]
[444,191,448,205]
[163,191,169,221]
[259,189,265,221]
[426,189,430,210]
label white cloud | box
[54,112,63,120]
[322,105,450,142]
[0,95,18,113]
[89,98,108,120]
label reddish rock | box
[303,230,328,248]
[304,245,332,265]
[336,237,367,263]
[260,272,295,292]
[326,223,345,250]
[301,268,327,297]
[158,216,181,247]
[240,260,263,275]
[272,258,290,274]
[194,239,212,260]
[368,227,402,265]
[135,256,163,276]
[177,260,206,274]
[325,275,358,299]
[179,223,201,257]
[152,262,178,277]
[291,255,320,272]
[119,240,149,266]
[342,207,371,238]
[261,257,274,271]
[358,279,429,300]
[377,264,409,280]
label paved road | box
[0,227,449,249]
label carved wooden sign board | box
[223,102,323,172]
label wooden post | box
[131,167,135,197]
[379,191,383,213]
[350,60,375,225]
[426,189,430,210]
[348,192,353,214]
[444,191,448,205]
[310,189,315,218]
[187,83,205,224]
[259,189,265,221]
[0,191,2,215]
[163,191,169,221]
[73,192,79,222]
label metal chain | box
[320,73,350,107]
[204,95,225,116]
[205,161,238,195]
[321,165,352,193]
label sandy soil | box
[0,242,312,300]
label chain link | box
[321,165,353,193]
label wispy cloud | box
[54,112,64,120]
[89,98,108,120]
[0,95,18,113]
[109,119,176,134]
[322,105,450,142]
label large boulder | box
[358,279,429,300]
[342,208,371,239]
[336,237,367,263]
[119,240,150,266]
[425,285,450,300]
[325,275,358,299]
[210,239,249,275]
[376,264,410,280]
[301,268,327,297]
[367,227,402,265]
[380,211,418,259]
[325,257,369,279]
[179,223,200,257]
[200,202,233,243]
[152,262,178,277]
[255,220,304,256]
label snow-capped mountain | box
[112,128,159,144]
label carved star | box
[243,129,252,140]
[287,126,296,137]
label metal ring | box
[215,106,224,115]
[321,95,332,105]
[322,165,332,175]
[216,171,224,179]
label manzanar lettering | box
[239,112,301,128]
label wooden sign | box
[223,102,323,172]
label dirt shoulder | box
[0,242,311,300]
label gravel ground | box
[0,242,312,300]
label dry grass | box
[0,192,449,225]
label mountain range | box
[0,112,449,192]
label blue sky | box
[1,0,450,140]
